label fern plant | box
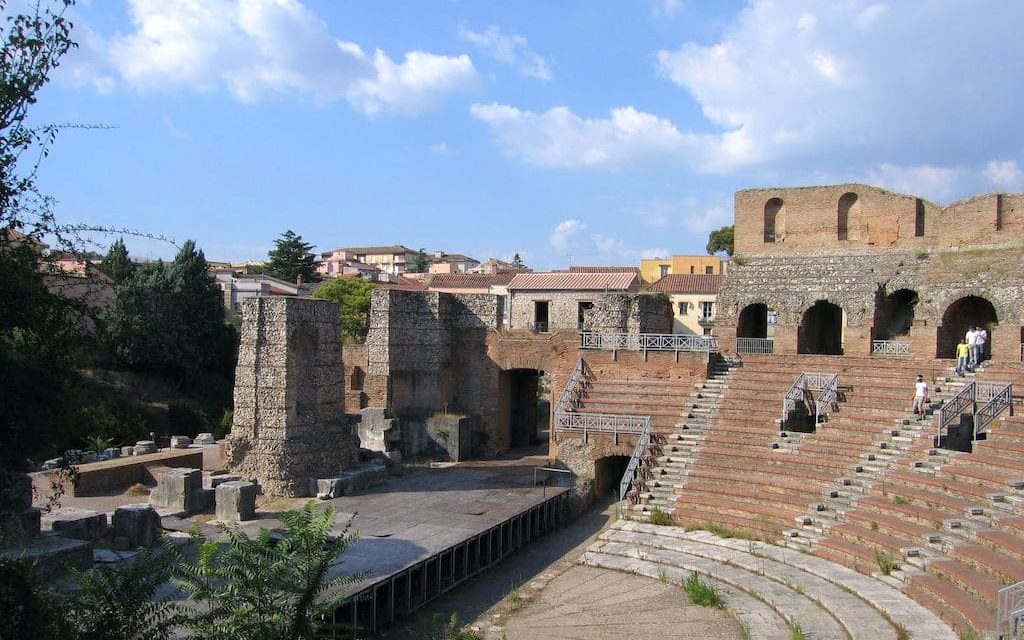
[169,501,363,640]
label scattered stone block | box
[42,457,62,470]
[170,435,192,449]
[1,536,92,579]
[103,447,121,459]
[149,468,204,514]
[112,536,130,551]
[315,464,387,499]
[204,473,243,490]
[215,481,258,522]
[194,432,216,446]
[20,507,41,538]
[134,440,158,456]
[112,504,161,549]
[44,508,108,541]
[121,446,136,457]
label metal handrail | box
[976,382,1014,440]
[997,579,1024,639]
[619,418,652,501]
[782,372,839,425]
[580,331,719,353]
[555,411,649,436]
[871,340,911,356]
[737,337,773,354]
[938,382,975,443]
[554,358,591,416]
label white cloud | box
[160,114,190,140]
[550,219,585,252]
[652,0,682,18]
[865,164,965,202]
[470,103,724,169]
[429,142,452,155]
[985,160,1023,190]
[459,24,552,81]
[70,0,476,114]
[654,1,1024,173]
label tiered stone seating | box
[670,356,947,539]
[576,378,699,432]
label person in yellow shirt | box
[955,338,970,376]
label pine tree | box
[99,237,135,284]
[409,247,429,273]
[265,230,319,284]
[511,252,526,269]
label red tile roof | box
[428,272,516,289]
[569,266,641,275]
[508,272,639,291]
[646,274,723,294]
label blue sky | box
[27,0,1024,269]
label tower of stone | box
[226,297,357,496]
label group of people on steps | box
[913,325,990,417]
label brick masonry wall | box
[226,298,358,497]
[735,184,1024,257]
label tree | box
[409,247,429,273]
[312,277,375,343]
[265,230,319,284]
[706,225,734,257]
[99,237,135,284]
[511,252,526,269]
[171,502,362,640]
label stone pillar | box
[993,324,1022,363]
[149,468,205,514]
[774,325,799,355]
[226,297,358,497]
[215,481,257,522]
[112,504,161,549]
[909,323,938,360]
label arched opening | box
[838,192,858,241]
[764,198,784,243]
[737,303,768,339]
[915,199,926,237]
[504,368,546,448]
[593,455,630,499]
[937,296,998,359]
[872,288,919,341]
[798,301,844,355]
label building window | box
[699,301,714,323]
[705,266,713,274]
[703,327,713,336]
[659,264,669,278]
[678,301,689,315]
[689,266,695,274]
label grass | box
[870,521,880,532]
[124,483,150,497]
[683,572,724,609]
[695,521,760,541]
[507,585,522,610]
[895,621,910,640]
[893,495,910,505]
[649,507,673,526]
[657,568,670,584]
[790,622,807,640]
[875,549,899,575]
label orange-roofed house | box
[647,273,723,335]
[506,271,641,332]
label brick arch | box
[932,289,1011,325]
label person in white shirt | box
[913,374,929,416]
[974,326,987,366]
[965,327,978,367]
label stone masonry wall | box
[226,297,358,497]
[509,291,598,331]
[735,184,1024,257]
[582,293,672,334]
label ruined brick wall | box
[342,343,369,411]
[227,297,358,497]
[734,184,1024,257]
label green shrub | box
[167,401,210,437]
[875,549,898,575]
[216,409,233,439]
[683,572,724,608]
[649,507,673,526]
[72,402,148,449]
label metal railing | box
[554,358,591,415]
[937,380,1014,443]
[737,337,774,354]
[997,580,1024,639]
[554,411,649,441]
[782,372,839,426]
[871,340,911,356]
[580,331,719,353]
[976,382,1014,439]
[619,418,653,501]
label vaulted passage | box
[738,303,769,339]
[937,296,998,359]
[872,288,918,341]
[798,301,844,355]
[505,368,543,448]
[593,455,629,499]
